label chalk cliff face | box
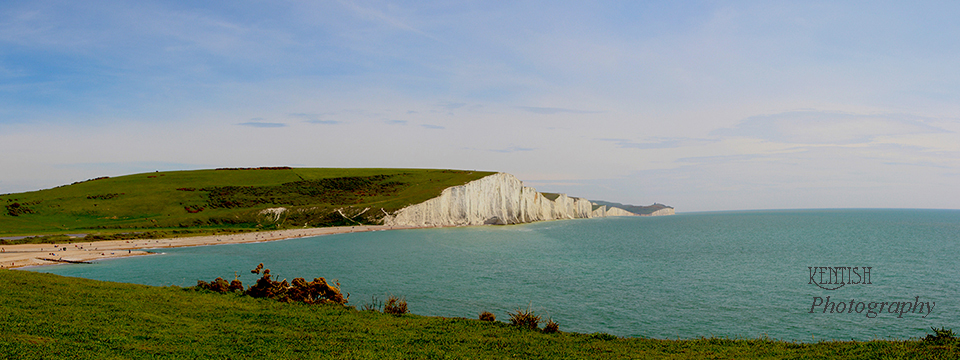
[644,208,675,216]
[382,173,637,227]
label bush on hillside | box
[479,311,496,322]
[6,202,36,216]
[509,306,541,330]
[543,318,560,333]
[384,295,408,315]
[196,263,348,305]
[925,327,956,344]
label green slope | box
[1,270,955,359]
[0,168,495,238]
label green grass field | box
[1,270,957,359]
[0,168,494,240]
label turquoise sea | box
[29,209,960,342]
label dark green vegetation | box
[2,270,958,359]
[592,200,674,215]
[0,168,494,240]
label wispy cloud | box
[490,146,534,153]
[438,102,466,110]
[598,137,717,149]
[711,111,950,145]
[463,146,535,153]
[306,120,341,125]
[881,161,953,169]
[238,122,286,128]
[598,138,682,149]
[675,154,763,165]
[290,113,341,125]
[337,0,440,41]
[517,106,602,115]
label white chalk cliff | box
[382,173,637,227]
[644,207,675,216]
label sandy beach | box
[0,225,423,269]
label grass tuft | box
[384,295,408,315]
[543,318,559,333]
[508,305,541,330]
[362,295,383,312]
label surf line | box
[809,296,935,318]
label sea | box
[28,209,960,342]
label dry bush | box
[509,306,541,330]
[196,277,232,293]
[542,318,559,333]
[479,311,496,322]
[384,295,408,315]
[229,279,244,292]
[199,263,348,305]
[284,277,348,305]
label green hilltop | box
[0,168,494,238]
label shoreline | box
[0,225,424,269]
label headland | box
[1,168,670,268]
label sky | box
[2,1,959,212]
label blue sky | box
[2,1,959,212]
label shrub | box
[197,263,348,305]
[283,277,348,305]
[384,295,408,315]
[479,311,496,322]
[86,193,123,200]
[229,279,244,292]
[196,277,232,293]
[543,318,559,333]
[508,306,540,330]
[925,327,956,344]
[6,202,35,216]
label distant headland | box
[0,168,672,268]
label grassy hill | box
[0,168,494,239]
[1,270,956,359]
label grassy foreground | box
[0,168,494,239]
[1,270,957,359]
